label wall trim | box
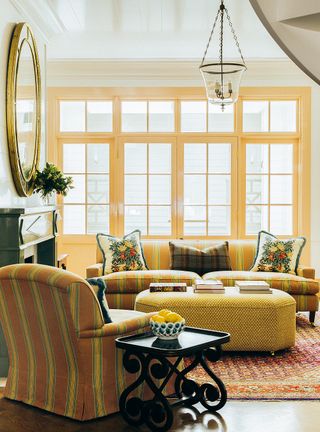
[47,59,313,87]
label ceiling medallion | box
[199,0,247,110]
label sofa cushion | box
[251,231,306,274]
[202,271,319,295]
[169,241,231,276]
[102,270,200,294]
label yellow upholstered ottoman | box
[135,287,296,353]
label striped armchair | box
[0,264,155,420]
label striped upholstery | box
[103,270,200,294]
[88,239,318,313]
[290,294,319,312]
[102,270,200,309]
[0,264,157,420]
[95,239,257,272]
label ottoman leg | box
[309,311,316,326]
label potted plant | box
[33,163,73,203]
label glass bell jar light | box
[199,0,247,111]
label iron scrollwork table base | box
[116,326,230,432]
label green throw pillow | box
[250,230,306,275]
[86,278,112,324]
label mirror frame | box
[6,22,41,197]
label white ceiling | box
[16,0,287,60]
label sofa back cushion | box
[97,239,258,271]
[169,241,232,275]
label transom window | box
[60,101,113,132]
[53,89,308,241]
[180,101,234,132]
[121,100,175,132]
[243,100,297,132]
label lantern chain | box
[225,6,246,66]
[219,2,223,64]
[200,0,246,67]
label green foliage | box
[33,163,73,198]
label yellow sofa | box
[86,239,319,324]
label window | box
[243,100,297,132]
[60,100,113,132]
[181,101,234,132]
[121,100,174,132]
[181,101,207,132]
[124,142,172,235]
[245,143,294,235]
[243,101,268,132]
[63,143,110,234]
[183,142,232,236]
[53,89,309,242]
[270,101,296,132]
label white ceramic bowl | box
[150,318,185,340]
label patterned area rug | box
[188,314,320,400]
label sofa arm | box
[297,266,315,279]
[79,312,156,338]
[86,263,103,278]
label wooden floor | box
[0,392,319,432]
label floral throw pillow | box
[251,231,306,275]
[96,230,148,275]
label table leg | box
[119,346,227,431]
[175,346,227,411]
[119,350,177,431]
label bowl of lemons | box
[150,309,185,340]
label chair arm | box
[296,266,315,280]
[86,263,103,278]
[79,312,156,338]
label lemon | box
[151,315,166,323]
[158,309,172,318]
[165,312,183,323]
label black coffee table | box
[116,326,230,432]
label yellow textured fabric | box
[135,287,296,352]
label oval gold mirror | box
[6,23,41,196]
